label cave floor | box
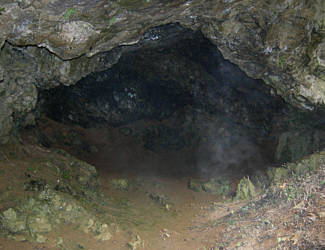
[0,118,324,249]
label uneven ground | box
[0,118,324,250]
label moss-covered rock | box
[235,177,256,200]
[287,150,325,176]
[201,178,231,196]
[187,179,202,192]
[0,189,112,243]
[275,130,324,163]
[268,150,325,185]
[127,235,144,250]
[0,147,112,244]
[1,208,26,234]
[188,178,232,196]
[267,167,290,184]
[46,149,101,200]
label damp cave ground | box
[1,24,325,250]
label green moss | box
[235,177,256,200]
[201,178,231,196]
[277,54,287,70]
[0,7,5,15]
[267,167,289,184]
[287,151,325,175]
[61,169,70,180]
[269,151,325,186]
[187,179,202,192]
[107,17,117,29]
[63,8,77,21]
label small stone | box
[164,233,170,238]
[56,237,64,246]
[36,234,47,243]
[127,235,143,250]
[146,192,168,207]
[3,208,17,220]
[88,218,95,228]
[95,232,112,241]
[81,218,95,233]
[98,223,108,233]
[66,204,73,211]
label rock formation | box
[0,0,324,143]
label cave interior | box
[27,23,325,185]
[1,0,325,246]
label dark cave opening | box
[34,24,325,182]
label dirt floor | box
[0,117,324,250]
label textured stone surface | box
[39,26,325,166]
[0,42,121,142]
[0,0,324,142]
[0,149,112,243]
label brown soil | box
[0,117,324,250]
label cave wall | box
[39,26,325,167]
[41,27,283,130]
[0,42,122,143]
[0,0,324,143]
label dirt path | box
[1,118,324,249]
